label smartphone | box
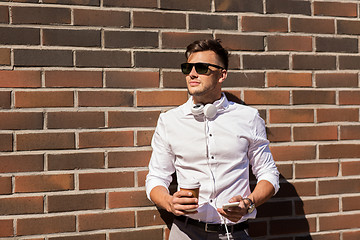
[222,202,240,210]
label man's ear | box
[218,69,227,83]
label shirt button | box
[210,199,213,203]
[209,134,212,137]
[211,156,214,159]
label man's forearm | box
[248,180,275,207]
[149,185,172,212]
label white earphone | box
[191,103,218,119]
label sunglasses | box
[181,62,224,75]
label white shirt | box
[146,94,279,224]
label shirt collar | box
[183,92,229,116]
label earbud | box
[191,103,217,119]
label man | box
[146,39,279,240]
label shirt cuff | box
[257,172,280,195]
[145,178,170,202]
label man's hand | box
[167,190,199,216]
[217,196,249,222]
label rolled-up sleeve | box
[248,112,280,195]
[145,114,176,201]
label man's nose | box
[189,66,198,77]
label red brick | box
[342,196,360,211]
[269,109,314,123]
[267,36,312,52]
[78,91,133,107]
[339,91,360,105]
[317,108,359,123]
[134,11,185,29]
[109,191,152,208]
[50,234,105,240]
[343,230,360,240]
[137,210,165,227]
[48,193,105,213]
[291,18,335,34]
[12,6,71,25]
[137,170,148,187]
[266,127,291,142]
[0,49,10,65]
[0,112,43,130]
[17,132,75,151]
[47,111,105,129]
[340,125,360,140]
[215,34,264,51]
[45,71,102,88]
[293,126,338,141]
[342,161,360,176]
[0,177,12,195]
[79,172,134,190]
[74,9,129,27]
[320,213,360,231]
[15,91,74,108]
[0,196,43,215]
[110,229,163,240]
[293,90,336,105]
[105,31,158,49]
[320,144,360,159]
[316,37,358,53]
[338,20,360,35]
[17,216,75,236]
[76,51,131,68]
[242,16,288,32]
[296,198,339,215]
[224,72,265,88]
[314,2,357,17]
[0,134,12,152]
[0,220,13,237]
[137,130,154,146]
[0,70,40,88]
[79,131,133,149]
[0,154,43,173]
[295,162,338,179]
[243,55,289,70]
[0,6,9,23]
[319,178,360,195]
[134,51,184,68]
[162,32,213,49]
[267,72,312,87]
[270,145,316,161]
[137,90,188,107]
[48,152,104,171]
[190,14,238,30]
[162,0,211,11]
[339,55,360,70]
[266,0,311,15]
[43,29,100,47]
[43,0,100,6]
[244,90,290,105]
[108,150,151,168]
[293,55,336,70]
[215,0,263,13]
[79,211,134,231]
[256,201,292,218]
[0,91,11,109]
[108,111,160,128]
[270,217,316,235]
[276,164,293,179]
[276,181,316,198]
[103,0,156,8]
[15,174,74,193]
[106,71,159,88]
[315,73,358,88]
[0,27,40,45]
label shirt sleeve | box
[145,113,176,201]
[248,112,280,195]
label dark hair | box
[185,39,229,70]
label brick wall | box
[0,0,359,239]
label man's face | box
[185,50,226,101]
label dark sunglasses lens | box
[181,63,192,74]
[194,63,209,74]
